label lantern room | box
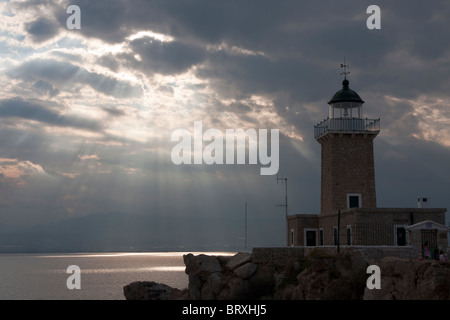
[327,78,364,119]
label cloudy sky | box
[0,0,449,248]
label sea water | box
[0,252,233,300]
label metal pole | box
[337,210,341,253]
[285,178,288,246]
[245,202,247,251]
[276,175,289,246]
[285,178,288,219]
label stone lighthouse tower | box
[314,76,380,214]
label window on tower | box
[347,193,362,208]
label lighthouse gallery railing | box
[314,118,380,139]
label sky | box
[0,0,449,249]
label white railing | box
[314,118,380,138]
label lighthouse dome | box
[328,79,364,105]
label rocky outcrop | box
[123,281,188,300]
[288,250,369,300]
[183,252,266,300]
[363,257,450,300]
[184,253,223,299]
[124,248,450,300]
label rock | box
[170,288,189,300]
[184,254,223,299]
[123,281,176,300]
[291,252,368,300]
[226,252,252,270]
[335,251,368,277]
[188,274,203,300]
[363,258,450,300]
[184,254,222,280]
[233,262,257,279]
[309,257,334,272]
[223,277,250,300]
[201,272,223,299]
[294,270,329,300]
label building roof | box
[328,79,365,105]
[406,220,449,231]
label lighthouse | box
[286,65,447,249]
[314,77,380,214]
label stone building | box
[287,77,448,253]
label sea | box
[0,252,235,300]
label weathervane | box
[340,58,350,79]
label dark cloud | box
[51,0,166,43]
[24,17,59,43]
[226,102,252,114]
[0,98,102,131]
[96,53,121,72]
[32,80,60,97]
[123,37,206,75]
[102,106,126,117]
[8,58,143,98]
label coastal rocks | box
[363,257,450,300]
[201,272,222,300]
[226,252,257,280]
[285,251,369,300]
[184,254,222,279]
[181,250,371,300]
[181,252,274,300]
[233,262,257,279]
[123,281,188,300]
[184,254,223,299]
[226,252,252,270]
[124,248,450,300]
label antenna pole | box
[285,178,288,219]
[245,202,247,251]
[276,175,288,245]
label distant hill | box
[0,212,272,253]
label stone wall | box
[252,247,305,264]
[253,246,419,261]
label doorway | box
[396,227,406,246]
[305,230,317,246]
